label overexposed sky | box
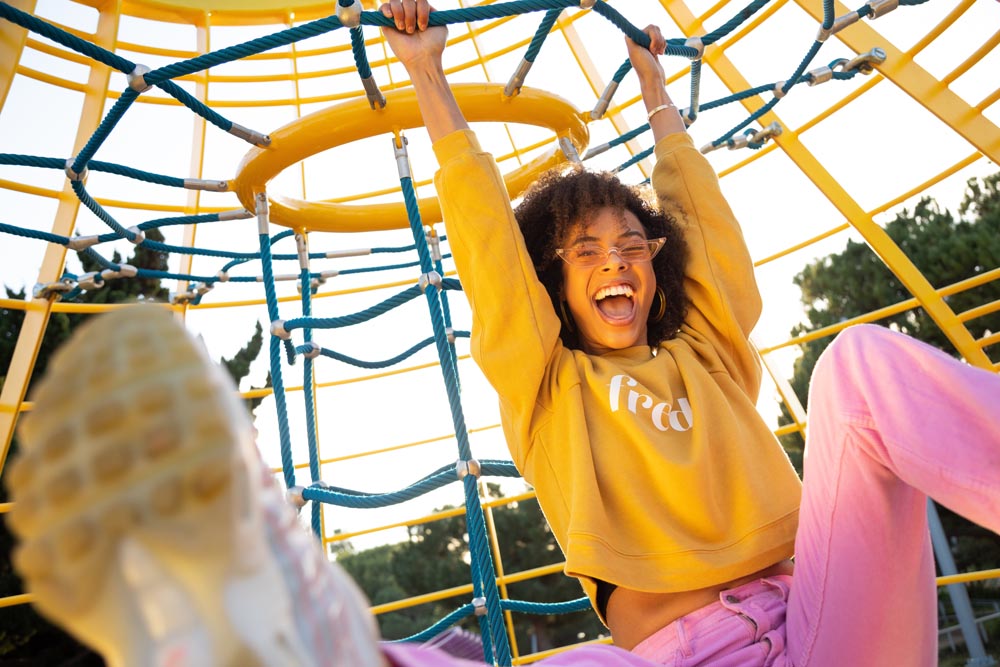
[1,0,998,550]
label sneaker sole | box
[6,306,267,667]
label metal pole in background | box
[928,499,997,667]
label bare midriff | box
[606,559,795,651]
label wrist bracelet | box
[647,103,676,121]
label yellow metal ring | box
[231,83,589,233]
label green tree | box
[0,233,267,664]
[338,484,605,653]
[779,172,1000,573]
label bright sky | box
[1,0,998,551]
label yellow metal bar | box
[482,490,521,660]
[937,569,1000,587]
[175,12,210,315]
[754,152,983,268]
[666,0,993,368]
[0,593,34,609]
[275,423,502,472]
[757,267,1000,354]
[370,561,564,616]
[0,2,122,471]
[325,491,537,545]
[514,638,614,665]
[792,0,1000,165]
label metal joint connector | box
[337,0,362,27]
[255,192,269,234]
[558,137,581,164]
[456,458,481,480]
[67,235,99,251]
[699,141,722,155]
[419,271,442,292]
[749,122,782,146]
[64,158,88,183]
[361,76,386,110]
[684,36,704,60]
[216,270,230,282]
[807,65,834,86]
[102,264,138,280]
[127,226,146,245]
[230,123,271,147]
[76,272,105,291]
[773,80,788,98]
[285,486,308,510]
[427,229,442,262]
[127,64,153,93]
[195,282,212,296]
[270,320,291,340]
[504,58,533,98]
[844,47,886,75]
[320,269,339,280]
[393,135,411,180]
[445,327,456,345]
[219,209,253,221]
[727,134,749,150]
[472,597,488,616]
[579,0,596,8]
[867,0,898,20]
[296,233,310,269]
[303,341,322,359]
[183,178,229,192]
[170,289,192,305]
[826,11,861,42]
[680,107,696,127]
[33,278,77,299]
[582,142,611,160]
[591,80,619,120]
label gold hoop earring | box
[651,287,667,323]
[559,300,575,332]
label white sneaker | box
[5,306,386,667]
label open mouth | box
[594,284,636,321]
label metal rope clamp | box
[64,158,88,184]
[102,264,138,280]
[127,64,153,93]
[337,0,363,28]
[472,596,488,617]
[286,485,308,510]
[270,319,292,340]
[843,47,887,75]
[419,270,442,292]
[456,458,481,480]
[76,272,105,291]
[303,341,322,359]
[33,277,77,300]
[426,228,442,262]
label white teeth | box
[595,284,634,301]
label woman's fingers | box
[380,0,431,33]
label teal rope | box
[300,266,324,539]
[259,228,297,489]
[398,165,510,664]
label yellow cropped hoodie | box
[433,129,802,620]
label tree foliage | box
[337,483,606,654]
[779,172,1000,572]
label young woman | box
[376,1,1000,665]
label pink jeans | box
[383,325,1000,667]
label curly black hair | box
[514,166,689,350]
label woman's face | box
[559,207,657,355]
